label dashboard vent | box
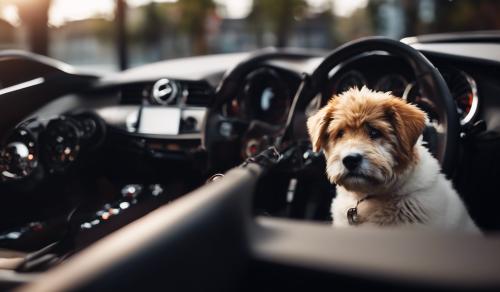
[184,81,214,107]
[120,82,151,104]
[118,80,214,106]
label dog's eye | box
[336,130,344,139]
[368,127,382,139]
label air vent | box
[119,80,214,106]
[184,81,214,107]
[151,79,179,105]
[120,82,151,104]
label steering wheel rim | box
[285,37,459,177]
[203,48,323,172]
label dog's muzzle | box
[342,153,363,171]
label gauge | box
[242,68,290,124]
[79,117,97,139]
[71,112,107,150]
[442,69,479,125]
[0,128,38,180]
[402,68,479,126]
[333,70,367,94]
[375,74,408,97]
[41,117,81,172]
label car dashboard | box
[1,38,500,289]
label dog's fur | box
[307,87,479,232]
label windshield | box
[0,0,499,72]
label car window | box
[0,0,499,73]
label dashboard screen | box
[138,106,181,135]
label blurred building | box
[50,18,116,72]
[0,18,26,50]
[0,19,15,49]
[211,12,334,54]
[1,0,500,72]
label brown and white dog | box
[307,87,479,232]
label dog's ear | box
[307,105,333,152]
[385,98,426,161]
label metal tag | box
[347,207,359,225]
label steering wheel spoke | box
[204,49,322,171]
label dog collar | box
[347,195,373,225]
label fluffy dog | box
[307,87,479,232]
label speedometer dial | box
[41,117,80,172]
[442,69,479,125]
[333,70,367,94]
[375,74,408,97]
[242,68,290,124]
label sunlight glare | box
[49,0,115,27]
[1,4,21,26]
[332,0,369,17]
[10,0,370,27]
[214,0,252,19]
[127,0,177,7]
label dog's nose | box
[343,154,363,171]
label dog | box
[307,87,479,233]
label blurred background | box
[0,0,499,73]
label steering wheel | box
[205,37,459,176]
[286,37,459,176]
[203,48,322,172]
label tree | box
[401,0,419,37]
[0,19,15,43]
[10,0,51,55]
[249,0,307,48]
[177,0,215,55]
[433,0,500,33]
[141,2,167,45]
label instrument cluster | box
[330,70,411,98]
[330,67,479,126]
[0,112,105,182]
[218,66,300,160]
[222,67,298,125]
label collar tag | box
[347,194,373,225]
[347,207,359,225]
